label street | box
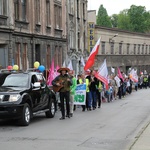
[0,88,150,150]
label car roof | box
[0,69,43,76]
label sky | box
[88,0,150,16]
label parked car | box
[0,69,56,126]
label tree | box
[110,14,118,28]
[128,5,150,33]
[96,5,112,28]
[117,9,132,31]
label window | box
[54,46,62,66]
[58,46,62,66]
[0,0,7,15]
[142,45,144,54]
[70,30,74,49]
[134,44,136,54]
[77,0,79,18]
[110,42,114,54]
[83,31,86,51]
[54,5,62,29]
[149,45,150,54]
[102,42,105,54]
[119,43,122,54]
[22,43,27,70]
[14,0,26,21]
[35,0,40,24]
[46,45,51,69]
[83,3,85,19]
[127,43,130,54]
[54,46,58,66]
[35,44,41,63]
[145,45,148,54]
[21,0,26,21]
[16,43,21,69]
[46,0,51,26]
[138,44,140,54]
[14,0,19,20]
[68,0,73,14]
[78,32,80,49]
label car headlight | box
[9,94,21,102]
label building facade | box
[88,11,150,74]
[0,0,67,71]
[95,26,150,74]
[66,0,88,74]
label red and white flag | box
[95,59,109,89]
[84,37,101,71]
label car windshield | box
[1,74,29,87]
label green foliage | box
[96,5,112,28]
[117,9,132,31]
[97,4,150,33]
[110,14,118,28]
[127,5,150,33]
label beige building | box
[0,0,67,71]
[88,11,150,74]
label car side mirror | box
[33,82,41,88]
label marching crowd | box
[52,67,150,120]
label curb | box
[128,121,150,150]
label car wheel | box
[45,98,55,118]
[20,103,31,126]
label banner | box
[130,69,138,82]
[74,84,86,105]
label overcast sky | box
[88,0,150,16]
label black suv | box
[0,70,56,126]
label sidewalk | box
[129,121,150,150]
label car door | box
[30,74,42,112]
[36,74,49,109]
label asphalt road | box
[0,88,150,150]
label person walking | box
[148,73,150,88]
[97,81,103,108]
[86,70,97,110]
[52,67,72,120]
[68,70,77,117]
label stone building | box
[0,0,67,71]
[66,0,88,74]
[88,10,150,74]
[95,26,150,74]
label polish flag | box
[95,59,109,89]
[84,38,101,71]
